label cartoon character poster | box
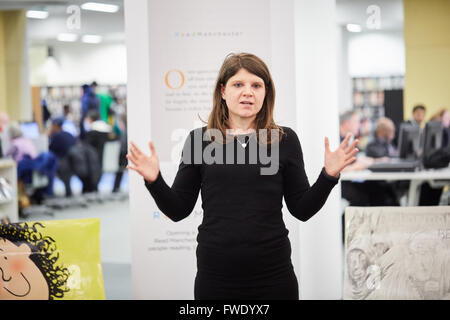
[0,218,105,300]
[344,206,450,300]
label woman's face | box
[221,68,266,126]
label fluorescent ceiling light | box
[81,2,119,13]
[26,10,49,19]
[57,33,78,42]
[82,34,102,44]
[346,24,362,33]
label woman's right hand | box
[126,141,160,183]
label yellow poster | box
[0,218,105,300]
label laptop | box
[367,158,421,172]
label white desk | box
[340,167,450,206]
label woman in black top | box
[127,53,359,299]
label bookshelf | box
[0,159,18,222]
[352,75,404,119]
[352,75,404,149]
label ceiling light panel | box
[82,34,103,44]
[26,10,49,19]
[81,2,119,13]
[57,33,78,42]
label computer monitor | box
[422,120,443,158]
[397,123,421,160]
[19,122,40,139]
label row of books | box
[0,178,13,203]
[353,76,404,92]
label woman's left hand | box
[324,133,359,177]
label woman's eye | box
[253,84,261,88]
[234,83,242,87]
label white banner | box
[126,0,298,299]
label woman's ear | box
[220,84,226,100]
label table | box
[340,167,450,206]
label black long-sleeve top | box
[145,126,339,281]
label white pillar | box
[294,0,343,299]
[123,0,153,299]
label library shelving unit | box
[351,75,405,149]
[0,158,18,222]
[352,75,404,121]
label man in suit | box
[407,105,426,128]
[393,105,427,148]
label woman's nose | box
[242,85,253,96]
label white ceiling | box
[0,0,122,10]
[336,0,404,31]
[0,0,124,45]
[0,0,403,46]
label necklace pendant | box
[237,138,248,148]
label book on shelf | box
[0,177,13,202]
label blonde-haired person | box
[127,52,359,300]
[430,108,450,147]
[365,117,398,159]
[430,108,449,122]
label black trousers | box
[419,182,443,205]
[194,270,299,300]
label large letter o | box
[164,70,185,89]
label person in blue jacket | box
[79,84,100,140]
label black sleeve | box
[144,130,201,222]
[282,128,339,222]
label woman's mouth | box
[240,101,253,107]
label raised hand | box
[126,141,160,183]
[324,133,359,177]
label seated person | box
[365,117,398,159]
[340,116,399,207]
[48,117,77,197]
[339,110,361,147]
[419,115,450,206]
[406,105,426,128]
[6,123,57,206]
[5,122,37,162]
[440,109,450,147]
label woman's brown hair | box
[206,52,284,144]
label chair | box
[102,140,121,173]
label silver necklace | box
[236,136,248,148]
